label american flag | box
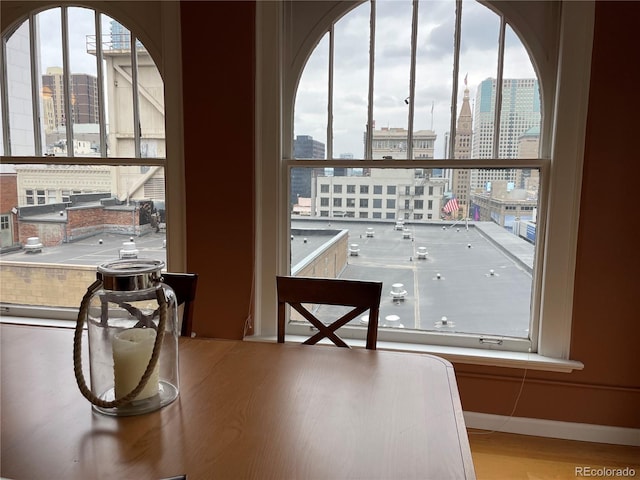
[443,198,459,214]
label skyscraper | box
[470,78,541,191]
[41,67,99,131]
[291,135,325,205]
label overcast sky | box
[294,0,536,159]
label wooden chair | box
[276,275,383,350]
[162,272,199,337]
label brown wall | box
[453,1,640,428]
[181,1,255,340]
[180,1,639,428]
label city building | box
[470,78,541,191]
[8,19,167,214]
[309,126,442,221]
[314,169,446,221]
[450,80,473,217]
[470,180,537,231]
[42,67,99,130]
[291,135,325,206]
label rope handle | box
[73,279,167,409]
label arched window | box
[256,0,592,369]
[0,5,181,318]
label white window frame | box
[255,1,591,372]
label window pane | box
[6,19,37,155]
[66,7,100,156]
[289,166,537,340]
[333,4,370,159]
[414,0,456,159]
[372,0,413,159]
[294,33,329,155]
[0,163,167,310]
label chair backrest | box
[162,272,199,337]
[276,275,383,350]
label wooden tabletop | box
[0,323,475,479]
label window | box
[321,184,329,193]
[347,184,356,193]
[256,0,592,369]
[387,185,396,195]
[320,197,329,207]
[333,184,342,194]
[360,185,369,194]
[374,185,382,194]
[1,5,183,317]
[373,199,382,209]
[359,199,368,208]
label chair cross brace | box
[289,302,368,348]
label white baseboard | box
[464,411,640,446]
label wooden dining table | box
[0,322,475,479]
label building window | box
[414,200,423,210]
[320,198,329,207]
[373,199,382,209]
[333,185,342,194]
[321,184,329,193]
[387,199,396,209]
[347,185,356,193]
[360,185,369,194]
[359,199,368,208]
[1,5,174,318]
[374,185,382,194]
[260,0,593,365]
[333,198,342,207]
[346,198,355,208]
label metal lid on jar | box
[97,259,165,291]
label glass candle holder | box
[74,259,179,416]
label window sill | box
[246,335,584,373]
[0,316,584,373]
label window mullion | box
[61,7,74,158]
[407,0,419,160]
[448,0,462,160]
[29,12,42,156]
[492,16,506,159]
[327,25,334,160]
[95,12,108,158]
[131,33,141,158]
[366,0,376,159]
[1,36,11,155]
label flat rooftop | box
[291,218,534,338]
[1,218,535,339]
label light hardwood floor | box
[468,430,640,480]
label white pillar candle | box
[112,328,160,401]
